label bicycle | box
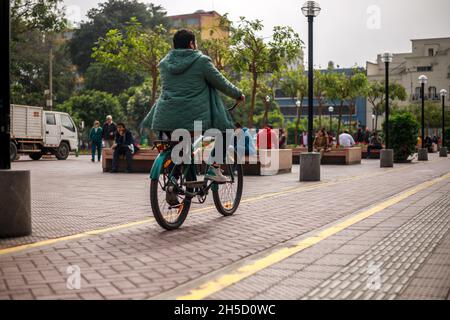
[149,104,243,230]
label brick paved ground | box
[0,154,449,300]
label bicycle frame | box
[150,136,236,196]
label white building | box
[366,37,450,130]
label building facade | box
[168,10,229,40]
[366,37,450,130]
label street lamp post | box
[440,89,448,157]
[372,114,376,131]
[302,1,320,153]
[328,106,334,132]
[264,95,271,126]
[300,1,321,182]
[418,75,428,161]
[0,0,32,238]
[380,52,394,167]
[0,0,10,169]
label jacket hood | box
[160,49,203,75]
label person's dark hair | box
[173,29,196,49]
[235,122,243,129]
[117,123,126,129]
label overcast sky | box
[63,0,450,68]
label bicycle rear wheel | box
[150,163,191,230]
[212,162,243,216]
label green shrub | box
[386,112,419,162]
[445,128,450,148]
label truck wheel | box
[10,142,18,162]
[56,142,70,160]
[29,153,43,161]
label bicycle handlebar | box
[227,103,239,112]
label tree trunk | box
[263,100,269,127]
[294,103,302,146]
[150,66,158,108]
[249,70,258,128]
[318,102,323,128]
[337,101,344,146]
[375,112,379,132]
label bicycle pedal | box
[185,180,206,188]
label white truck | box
[10,105,79,161]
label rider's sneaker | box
[205,166,229,183]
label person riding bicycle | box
[142,29,245,183]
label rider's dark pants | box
[160,131,234,165]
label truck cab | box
[10,105,79,161]
[43,111,78,156]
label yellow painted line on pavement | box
[176,172,450,300]
[0,161,439,257]
[0,219,153,256]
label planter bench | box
[102,148,158,173]
[292,147,362,165]
[361,146,382,159]
[243,149,293,176]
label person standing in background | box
[102,115,117,149]
[89,120,103,162]
[301,131,308,148]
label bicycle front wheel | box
[150,164,191,230]
[213,162,243,216]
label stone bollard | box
[418,148,428,161]
[299,152,321,182]
[0,170,32,238]
[380,149,394,168]
[439,147,448,158]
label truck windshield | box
[61,114,75,132]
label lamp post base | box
[380,149,394,168]
[299,152,321,182]
[440,147,448,158]
[0,170,32,238]
[418,148,428,161]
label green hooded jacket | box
[142,49,242,132]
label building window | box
[429,87,437,100]
[417,66,432,72]
[413,87,421,101]
[428,48,434,56]
[186,18,200,26]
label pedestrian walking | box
[89,120,103,162]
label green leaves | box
[386,112,419,161]
[228,17,303,127]
[12,0,67,34]
[92,19,171,106]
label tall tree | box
[346,68,369,132]
[280,67,308,146]
[69,0,169,73]
[11,0,66,35]
[229,18,303,128]
[323,72,348,141]
[92,18,171,107]
[368,81,407,130]
[11,0,77,107]
[314,70,327,128]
